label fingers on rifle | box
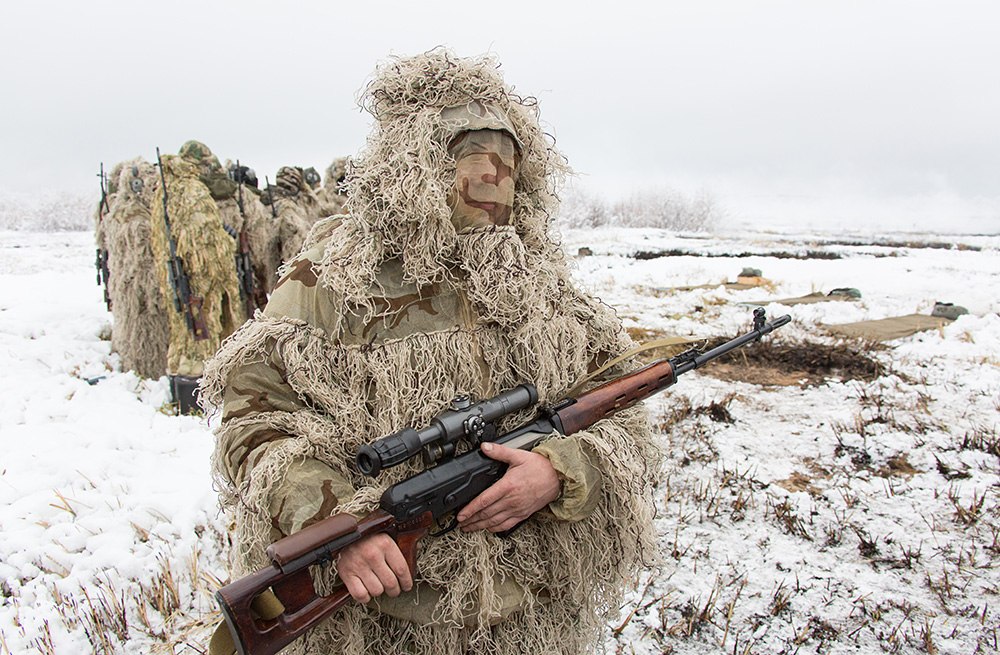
[481,441,524,464]
[458,483,506,526]
[385,544,413,592]
[341,534,414,602]
[491,514,521,533]
[342,572,374,604]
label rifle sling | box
[564,335,699,398]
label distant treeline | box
[557,188,724,232]
[0,190,95,231]
[0,186,726,234]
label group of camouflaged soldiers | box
[93,140,349,413]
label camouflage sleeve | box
[220,347,356,540]
[266,456,358,538]
[532,436,603,522]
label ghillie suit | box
[203,49,659,655]
[179,144,268,309]
[100,158,170,379]
[260,165,323,286]
[208,157,274,309]
[150,153,245,379]
[316,156,350,217]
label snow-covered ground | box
[1,227,998,654]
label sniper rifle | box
[95,163,112,310]
[263,175,279,220]
[231,160,267,317]
[215,308,792,655]
[155,147,209,341]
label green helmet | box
[179,140,222,172]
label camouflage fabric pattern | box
[150,154,245,376]
[440,101,522,150]
[448,130,519,230]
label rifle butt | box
[216,565,353,655]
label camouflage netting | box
[202,48,659,655]
[150,154,245,377]
[101,158,169,379]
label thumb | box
[480,441,525,464]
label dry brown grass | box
[697,337,887,387]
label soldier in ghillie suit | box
[202,49,658,655]
[316,156,350,217]
[260,165,323,287]
[179,141,270,314]
[100,158,170,379]
[151,147,245,413]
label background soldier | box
[150,146,245,413]
[99,158,170,379]
[317,156,350,216]
[259,165,322,288]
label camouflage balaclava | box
[448,128,520,230]
[179,140,237,200]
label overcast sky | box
[1,0,997,230]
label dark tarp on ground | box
[743,292,857,307]
[824,313,952,341]
[648,282,763,293]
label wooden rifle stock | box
[553,359,677,435]
[215,509,432,655]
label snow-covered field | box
[1,226,999,654]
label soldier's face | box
[448,130,519,231]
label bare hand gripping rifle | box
[215,309,792,655]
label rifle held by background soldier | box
[230,160,267,317]
[95,163,112,311]
[156,147,210,341]
[214,309,792,655]
[262,175,279,220]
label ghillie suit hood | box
[204,48,658,655]
[180,140,238,201]
[304,49,572,307]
